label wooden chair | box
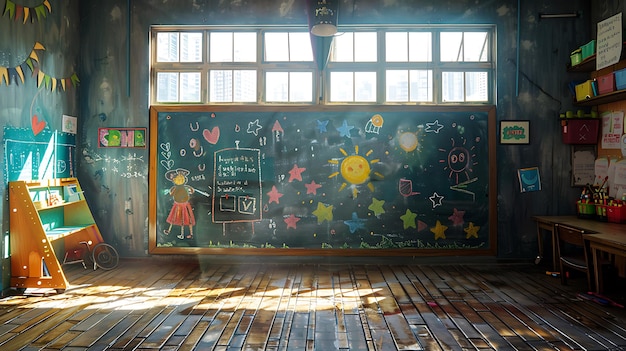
[555,224,611,291]
[555,224,608,291]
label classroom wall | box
[0,0,597,277]
[0,1,80,293]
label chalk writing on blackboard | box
[212,147,262,224]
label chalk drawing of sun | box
[328,145,383,198]
[438,137,477,185]
[396,127,424,153]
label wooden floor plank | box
[2,259,626,351]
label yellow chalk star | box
[312,202,334,224]
[430,220,448,240]
[464,222,480,239]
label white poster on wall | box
[597,12,622,70]
[601,111,624,149]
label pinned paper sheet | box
[613,159,626,199]
[594,157,609,186]
[601,111,624,149]
[572,147,596,186]
[607,157,618,197]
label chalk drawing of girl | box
[164,168,195,239]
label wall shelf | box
[574,89,626,106]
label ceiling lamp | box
[310,0,338,37]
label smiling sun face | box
[328,146,383,198]
[341,155,370,184]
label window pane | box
[354,72,376,101]
[330,72,353,101]
[265,33,289,61]
[266,72,289,101]
[465,71,488,101]
[290,72,313,102]
[210,33,233,62]
[386,32,408,62]
[409,70,433,102]
[234,32,257,62]
[354,32,377,62]
[442,71,465,102]
[440,32,463,62]
[156,72,179,102]
[290,33,314,61]
[408,32,432,62]
[157,33,179,62]
[210,70,233,102]
[211,32,257,63]
[179,72,201,102]
[233,70,257,102]
[332,33,353,62]
[464,32,488,62]
[386,70,409,101]
[180,33,203,62]
[265,32,313,62]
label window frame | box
[150,25,496,105]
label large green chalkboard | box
[149,106,496,256]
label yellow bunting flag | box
[0,67,8,86]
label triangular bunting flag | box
[71,73,79,86]
[37,70,44,87]
[43,73,51,89]
[29,50,40,63]
[0,67,9,86]
[60,78,66,91]
[4,1,15,19]
[17,64,26,83]
[23,6,29,24]
[3,0,52,23]
[25,57,34,72]
[35,4,46,21]
[33,42,45,51]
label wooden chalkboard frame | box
[149,105,497,256]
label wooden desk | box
[533,215,625,293]
[586,230,626,293]
[533,216,587,271]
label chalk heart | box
[160,159,174,170]
[31,115,46,135]
[203,127,220,144]
[160,143,170,152]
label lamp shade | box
[311,0,337,37]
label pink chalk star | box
[288,164,306,182]
[267,186,283,204]
[448,208,465,226]
[284,214,300,229]
[305,180,322,195]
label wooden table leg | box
[591,245,601,294]
[536,221,558,271]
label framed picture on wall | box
[499,120,530,144]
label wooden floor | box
[1,257,626,351]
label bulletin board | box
[148,105,497,256]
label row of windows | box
[150,27,495,105]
